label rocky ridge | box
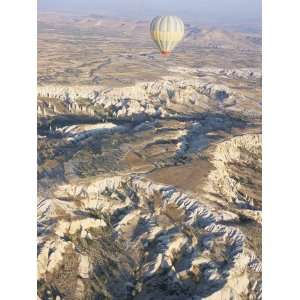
[202,134,262,223]
[37,68,261,121]
[38,175,261,300]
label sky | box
[38,0,261,26]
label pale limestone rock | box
[37,70,257,121]
[38,239,74,278]
[54,218,107,237]
[203,134,262,222]
[78,255,90,279]
[74,278,86,300]
[38,174,261,299]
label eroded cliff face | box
[38,175,261,300]
[37,66,261,300]
[37,67,261,122]
[203,134,262,223]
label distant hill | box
[184,26,261,50]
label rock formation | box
[38,175,261,300]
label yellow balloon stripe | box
[151,31,184,42]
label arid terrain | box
[37,12,262,300]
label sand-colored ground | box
[147,158,213,195]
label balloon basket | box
[160,51,171,57]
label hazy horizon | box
[38,0,261,28]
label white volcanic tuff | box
[169,66,261,80]
[212,134,261,163]
[54,218,107,238]
[78,255,90,279]
[38,239,75,279]
[204,134,262,222]
[218,68,261,80]
[37,76,248,120]
[55,122,126,141]
[38,175,261,299]
[38,197,77,220]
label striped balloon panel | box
[150,16,185,52]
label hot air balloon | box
[150,16,185,56]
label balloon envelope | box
[150,16,185,56]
